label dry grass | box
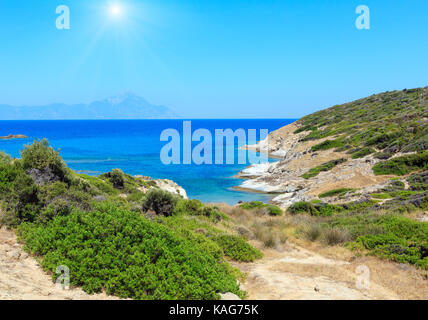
[220,203,427,300]
[217,203,291,249]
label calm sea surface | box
[0,120,295,204]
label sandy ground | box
[0,227,118,300]
[233,241,427,300]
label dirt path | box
[233,242,427,300]
[1,226,426,300]
[0,227,118,300]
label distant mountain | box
[0,93,180,120]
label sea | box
[0,119,295,204]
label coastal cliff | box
[239,87,428,209]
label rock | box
[220,293,241,300]
[0,134,28,140]
[26,167,60,186]
[93,195,107,202]
[20,252,29,259]
[314,285,320,292]
[153,179,188,199]
[7,250,21,260]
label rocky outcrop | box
[154,179,188,199]
[238,123,393,209]
[135,176,188,199]
[27,167,60,186]
[0,134,28,140]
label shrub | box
[301,158,347,179]
[0,152,12,165]
[319,188,355,198]
[172,199,226,221]
[267,205,283,216]
[0,169,40,225]
[79,174,119,196]
[373,151,393,160]
[213,234,263,262]
[327,214,428,269]
[289,201,348,217]
[311,139,345,152]
[240,201,265,210]
[240,201,283,216]
[316,203,343,216]
[142,188,180,217]
[20,139,69,182]
[373,151,428,176]
[105,169,126,189]
[18,204,243,299]
[288,201,317,215]
[351,147,375,159]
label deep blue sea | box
[0,120,295,204]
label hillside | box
[0,93,179,120]
[241,87,428,203]
[239,87,427,271]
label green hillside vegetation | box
[239,201,283,216]
[288,87,428,269]
[301,158,347,179]
[0,140,262,300]
[289,168,428,269]
[297,88,428,158]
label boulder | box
[220,292,241,300]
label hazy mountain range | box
[0,93,179,120]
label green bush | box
[373,151,428,176]
[319,188,355,198]
[0,168,40,225]
[20,139,70,182]
[288,201,317,215]
[240,201,283,216]
[79,174,119,196]
[0,152,12,165]
[311,139,345,152]
[267,205,283,216]
[142,188,180,217]
[351,147,375,159]
[302,158,347,179]
[213,234,263,262]
[328,214,428,269]
[105,169,126,189]
[18,203,243,300]
[173,199,226,221]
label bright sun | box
[110,5,122,17]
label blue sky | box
[0,0,427,118]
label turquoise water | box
[0,119,295,204]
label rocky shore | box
[238,122,397,209]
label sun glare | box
[110,4,122,17]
